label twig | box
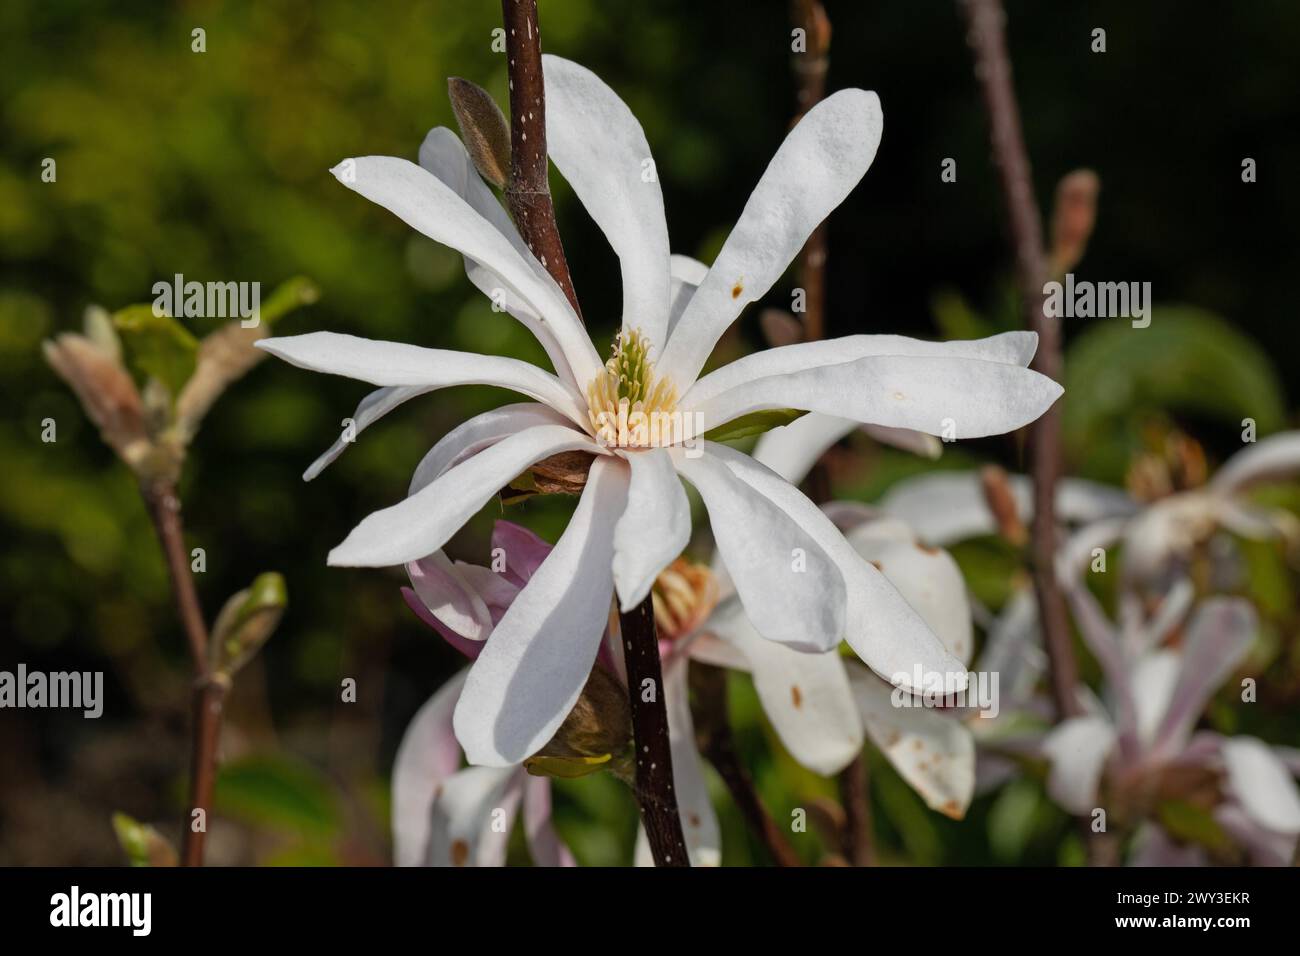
[837,754,876,866]
[500,0,581,318]
[791,0,831,342]
[620,600,689,866]
[142,479,225,866]
[958,0,1081,721]
[498,0,689,866]
[691,663,801,866]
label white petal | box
[453,457,624,766]
[667,254,709,338]
[1131,650,1180,750]
[418,127,577,385]
[329,155,602,383]
[329,423,602,567]
[424,765,524,866]
[850,666,975,818]
[698,442,965,689]
[1214,803,1297,866]
[1210,431,1300,494]
[706,597,863,775]
[688,354,1063,440]
[753,413,858,484]
[256,332,589,428]
[976,586,1045,710]
[664,657,722,865]
[522,776,576,867]
[1153,598,1255,757]
[860,424,944,459]
[1221,736,1300,834]
[1041,715,1116,815]
[391,670,469,867]
[542,55,671,348]
[304,385,427,481]
[845,518,975,666]
[612,449,691,611]
[685,331,1040,411]
[406,551,492,640]
[660,90,883,386]
[672,449,845,651]
[409,402,573,495]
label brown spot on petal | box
[916,543,940,555]
[450,839,470,866]
[940,800,963,820]
[869,560,883,571]
[913,739,925,752]
[689,813,701,828]
[731,281,744,299]
[791,685,803,709]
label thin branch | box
[500,0,582,317]
[959,0,1081,721]
[837,754,876,866]
[499,0,689,866]
[620,600,690,867]
[791,0,831,342]
[143,479,225,866]
[691,663,801,866]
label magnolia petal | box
[453,457,624,766]
[1153,598,1255,758]
[845,517,975,666]
[409,403,573,495]
[660,90,883,386]
[612,450,690,611]
[976,587,1045,711]
[1221,736,1300,834]
[304,385,428,481]
[522,775,577,867]
[418,127,576,385]
[685,331,1040,411]
[1129,824,1210,867]
[1215,803,1297,866]
[664,657,722,865]
[698,442,965,690]
[753,413,858,484]
[542,55,671,348]
[424,765,525,867]
[391,670,469,866]
[328,155,602,383]
[329,424,603,567]
[405,551,493,641]
[256,332,588,428]
[861,424,944,460]
[880,471,1136,547]
[1131,650,1181,751]
[667,254,709,338]
[688,355,1063,441]
[706,597,863,776]
[1041,715,1116,815]
[672,449,845,652]
[401,586,485,661]
[1209,431,1300,494]
[850,667,975,818]
[491,520,554,586]
[1060,583,1137,758]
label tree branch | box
[958,0,1081,721]
[691,663,801,866]
[142,479,225,867]
[791,0,831,342]
[499,0,688,866]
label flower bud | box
[1048,169,1100,277]
[448,77,512,190]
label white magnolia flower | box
[1121,431,1300,589]
[257,56,1062,768]
[1039,523,1300,865]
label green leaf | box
[111,812,176,866]
[1063,307,1285,482]
[112,304,199,397]
[213,754,341,839]
[211,571,287,677]
[703,408,807,443]
[257,275,320,327]
[523,753,612,779]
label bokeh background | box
[2,0,1298,865]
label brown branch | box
[837,754,876,866]
[142,479,225,866]
[691,663,801,866]
[500,0,582,317]
[791,0,831,342]
[620,599,690,866]
[499,0,688,866]
[959,0,1081,721]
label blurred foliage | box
[3,0,1300,866]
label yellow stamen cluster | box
[586,328,678,447]
[651,558,719,642]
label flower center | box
[586,329,679,448]
[651,558,719,642]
